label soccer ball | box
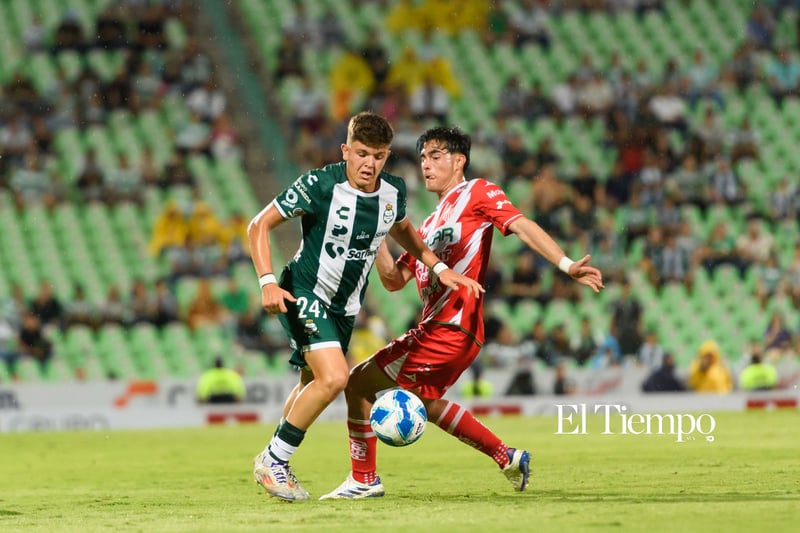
[370,389,427,447]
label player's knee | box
[317,371,348,399]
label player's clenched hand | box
[437,269,485,298]
[567,254,605,293]
[261,284,297,314]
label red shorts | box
[373,322,481,399]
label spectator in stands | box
[469,129,504,180]
[329,44,375,121]
[707,156,746,206]
[786,241,800,307]
[98,285,125,326]
[765,48,800,106]
[688,340,733,393]
[149,199,189,257]
[101,69,134,112]
[210,113,240,160]
[105,152,143,205]
[94,4,128,49]
[571,316,598,367]
[653,230,694,293]
[508,0,551,49]
[0,113,34,167]
[691,106,726,162]
[29,281,63,328]
[729,116,761,165]
[175,110,211,155]
[139,146,165,189]
[603,159,635,209]
[186,77,226,123]
[219,276,250,328]
[385,0,419,33]
[610,277,643,358]
[186,278,224,330]
[523,81,555,123]
[550,74,579,120]
[10,148,64,211]
[497,76,527,119]
[725,42,758,92]
[288,75,327,137]
[519,320,553,367]
[738,351,778,391]
[409,72,449,123]
[735,214,775,270]
[131,61,163,111]
[577,72,614,119]
[196,356,245,404]
[501,131,536,183]
[754,253,785,310]
[665,153,708,215]
[570,160,601,205]
[348,308,389,367]
[136,2,167,49]
[505,251,548,309]
[63,284,97,330]
[152,279,179,329]
[187,201,224,253]
[220,211,251,264]
[530,164,570,239]
[637,329,666,370]
[52,10,86,52]
[697,220,747,278]
[589,231,625,285]
[180,38,213,91]
[128,279,154,326]
[767,177,798,224]
[553,362,576,395]
[764,311,793,362]
[163,151,196,189]
[746,6,776,51]
[642,353,685,392]
[23,15,46,53]
[684,49,724,110]
[18,311,53,373]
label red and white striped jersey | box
[397,178,524,344]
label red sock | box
[433,401,509,468]
[348,418,378,484]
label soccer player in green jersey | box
[247,112,483,501]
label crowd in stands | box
[0,2,263,381]
[2,1,800,392]
[264,0,800,394]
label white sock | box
[268,435,298,463]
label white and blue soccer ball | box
[370,389,427,447]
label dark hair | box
[346,111,394,147]
[415,126,471,174]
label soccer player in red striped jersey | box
[320,126,604,499]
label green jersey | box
[272,162,407,316]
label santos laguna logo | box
[555,404,717,443]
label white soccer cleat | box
[319,474,385,500]
[253,452,310,501]
[502,448,531,492]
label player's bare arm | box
[388,219,484,298]
[508,217,604,293]
[247,203,298,313]
[375,241,413,291]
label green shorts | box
[277,289,355,369]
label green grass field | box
[1,410,798,533]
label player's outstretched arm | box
[508,217,604,293]
[375,241,413,291]
[247,203,297,313]
[388,218,484,298]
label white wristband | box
[558,256,575,274]
[432,261,449,275]
[259,273,277,288]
